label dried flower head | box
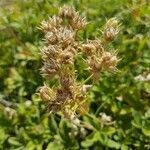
[40,15,62,33]
[39,86,56,102]
[59,5,87,30]
[103,17,120,41]
[101,51,119,71]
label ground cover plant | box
[0,0,150,149]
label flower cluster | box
[83,40,119,79]
[39,6,120,119]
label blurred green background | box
[0,0,150,149]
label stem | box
[0,99,17,109]
[82,74,93,84]
[95,101,107,116]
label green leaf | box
[8,137,22,147]
[26,141,36,150]
[142,120,150,137]
[132,112,143,129]
[101,127,116,135]
[83,115,101,130]
[144,83,150,94]
[106,139,121,149]
[59,119,71,142]
[121,144,128,150]
[0,128,8,144]
[142,128,150,137]
[46,142,63,150]
[81,132,101,147]
[48,115,58,134]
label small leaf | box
[46,142,63,150]
[0,128,8,144]
[106,139,121,149]
[26,141,36,150]
[142,128,150,137]
[142,120,150,137]
[48,115,58,134]
[121,144,128,150]
[59,119,71,142]
[132,112,143,128]
[101,127,116,135]
[81,132,100,147]
[8,137,22,147]
[83,115,101,130]
[144,83,150,94]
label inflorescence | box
[39,6,120,119]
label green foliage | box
[0,0,150,149]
